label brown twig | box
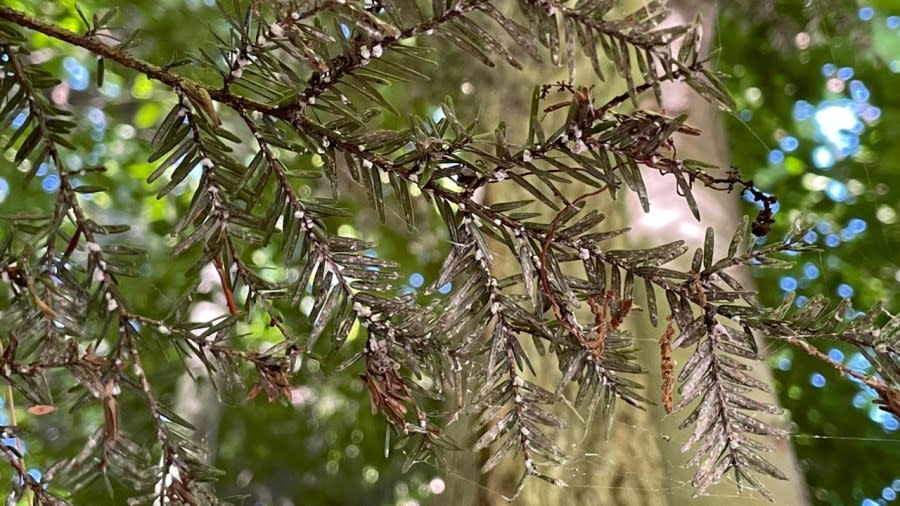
[538,186,608,351]
[0,6,274,114]
[777,333,899,407]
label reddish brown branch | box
[213,257,238,315]
[538,186,608,354]
[62,224,82,260]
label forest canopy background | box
[0,0,898,505]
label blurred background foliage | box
[718,2,900,505]
[0,0,897,504]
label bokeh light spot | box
[777,356,792,371]
[779,136,799,152]
[779,276,798,291]
[63,57,89,90]
[42,174,60,192]
[824,180,848,202]
[429,478,446,494]
[744,87,763,106]
[810,373,826,388]
[26,469,41,483]
[849,80,870,102]
[847,218,867,234]
[768,149,784,164]
[849,353,871,372]
[131,77,154,99]
[827,78,845,92]
[812,146,835,169]
[827,348,844,363]
[837,284,854,298]
[793,100,815,120]
[815,103,861,154]
[12,111,27,129]
[861,106,881,122]
[803,263,820,279]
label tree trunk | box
[626,1,809,504]
[441,1,667,502]
[440,1,808,504]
